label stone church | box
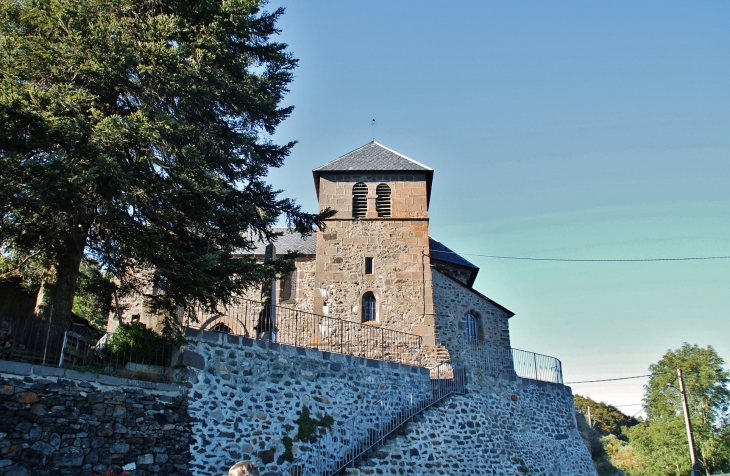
[110,141,516,367]
[206,141,513,367]
[106,142,596,475]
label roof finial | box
[370,119,376,142]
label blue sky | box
[264,1,730,411]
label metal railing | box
[512,347,563,384]
[0,316,71,365]
[190,299,423,366]
[460,340,563,384]
[0,315,175,380]
[278,361,466,476]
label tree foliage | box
[638,343,730,475]
[574,394,639,437]
[574,395,639,476]
[584,344,730,476]
[72,259,115,331]
[644,343,730,428]
[105,321,172,365]
[0,0,333,327]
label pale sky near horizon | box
[264,1,730,414]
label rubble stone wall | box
[281,257,316,313]
[0,361,190,476]
[432,268,512,357]
[353,371,597,476]
[184,330,431,476]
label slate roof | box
[244,228,317,255]
[314,141,433,172]
[429,237,478,270]
[313,141,435,205]
[429,237,480,287]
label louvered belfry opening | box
[375,183,391,217]
[352,182,368,218]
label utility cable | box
[566,369,706,384]
[427,251,730,263]
[565,374,651,384]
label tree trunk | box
[34,231,88,323]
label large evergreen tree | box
[0,0,331,325]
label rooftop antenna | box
[370,119,376,142]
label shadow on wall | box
[0,283,36,317]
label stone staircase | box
[421,345,451,368]
[277,361,465,476]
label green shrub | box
[282,436,294,463]
[295,405,334,443]
[106,322,172,366]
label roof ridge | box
[371,141,434,171]
[312,141,432,172]
[312,142,373,172]
[431,267,514,317]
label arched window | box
[376,183,391,218]
[465,313,478,342]
[362,292,376,322]
[211,323,232,334]
[352,183,368,218]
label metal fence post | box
[294,311,299,347]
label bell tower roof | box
[313,141,434,205]
[314,141,433,173]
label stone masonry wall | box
[432,268,512,357]
[313,173,435,341]
[184,330,431,476]
[0,361,190,476]
[237,257,316,313]
[317,173,429,219]
[286,257,316,313]
[353,372,597,476]
[314,219,432,333]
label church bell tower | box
[311,141,436,341]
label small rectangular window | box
[365,257,373,274]
[280,271,296,301]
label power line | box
[567,370,700,385]
[566,374,651,384]
[630,407,646,419]
[428,251,730,263]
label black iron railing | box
[0,315,175,380]
[190,299,424,366]
[460,340,563,384]
[512,347,563,384]
[278,361,466,476]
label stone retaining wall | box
[183,330,431,476]
[0,332,594,476]
[351,371,597,476]
[0,361,190,476]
